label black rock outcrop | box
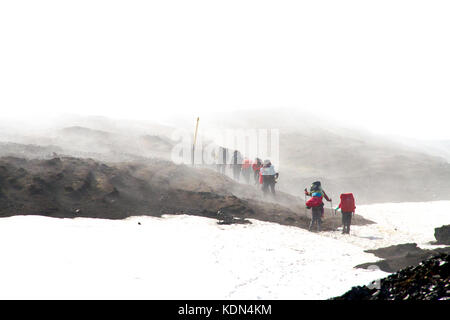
[334,254,449,300]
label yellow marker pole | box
[192,117,200,166]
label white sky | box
[1,1,449,139]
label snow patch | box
[0,200,447,299]
[0,214,385,299]
[321,201,450,250]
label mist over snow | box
[0,200,448,299]
[0,0,449,300]
[0,214,386,299]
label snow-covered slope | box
[0,201,448,299]
[322,201,450,250]
[0,215,386,299]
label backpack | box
[242,159,251,169]
[306,196,323,208]
[340,193,356,212]
[310,181,322,193]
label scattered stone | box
[356,243,450,273]
[435,225,450,245]
[334,254,449,300]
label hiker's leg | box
[313,216,319,231]
[309,211,316,231]
[347,213,352,233]
[262,177,269,195]
[311,209,320,231]
[343,212,351,233]
[270,178,276,195]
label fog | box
[1,1,450,140]
[2,1,450,304]
[1,1,450,207]
[0,110,449,206]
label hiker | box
[230,150,243,181]
[260,159,279,196]
[304,181,332,232]
[306,192,325,232]
[216,146,228,174]
[241,158,252,184]
[252,158,263,185]
[336,193,356,234]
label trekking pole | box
[304,188,310,217]
[304,193,307,216]
[192,117,200,167]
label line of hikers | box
[215,148,279,197]
[214,147,356,234]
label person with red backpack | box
[336,193,356,234]
[306,192,325,232]
[252,158,263,185]
[241,158,252,184]
[304,181,332,232]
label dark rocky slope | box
[0,156,373,231]
[435,225,450,245]
[356,243,450,273]
[334,254,449,300]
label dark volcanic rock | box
[356,243,450,273]
[435,225,450,245]
[365,243,424,259]
[0,156,373,231]
[334,254,450,300]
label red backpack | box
[242,159,251,169]
[340,193,356,212]
[306,196,323,208]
